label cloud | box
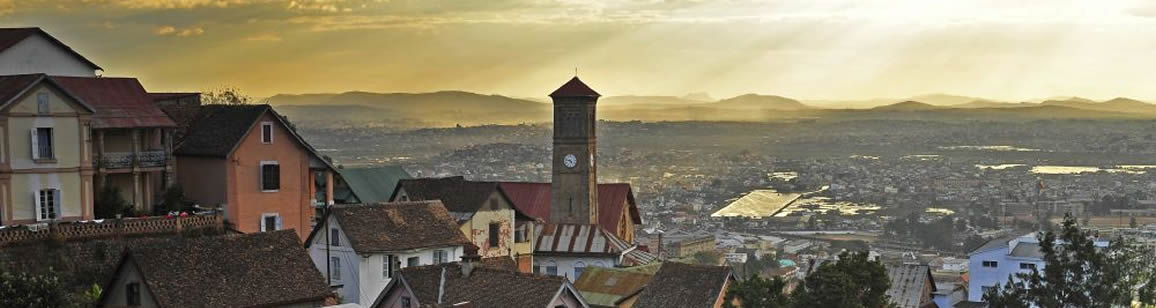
[155,25,205,36]
[243,32,283,41]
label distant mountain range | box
[262,90,1156,128]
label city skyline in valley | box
[5,1,1156,101]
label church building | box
[501,77,655,279]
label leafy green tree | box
[155,186,187,215]
[724,276,790,308]
[0,270,72,308]
[791,251,893,308]
[985,214,1155,307]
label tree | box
[202,86,252,105]
[0,270,73,308]
[693,251,721,265]
[791,252,893,308]
[94,185,131,219]
[724,276,790,308]
[985,213,1155,307]
[154,186,187,215]
[1130,216,1138,228]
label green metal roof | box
[337,166,412,203]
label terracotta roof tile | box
[122,230,330,307]
[395,177,500,216]
[397,262,573,308]
[633,262,734,308]
[316,201,472,253]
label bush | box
[94,185,131,219]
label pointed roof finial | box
[549,76,600,98]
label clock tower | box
[549,76,600,225]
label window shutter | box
[33,191,42,221]
[272,165,280,189]
[52,189,60,219]
[30,129,39,160]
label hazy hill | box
[1040,97,1156,113]
[264,91,549,127]
[951,100,1030,109]
[599,96,706,107]
[871,101,942,111]
[907,94,987,106]
[262,89,1156,128]
[712,94,813,110]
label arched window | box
[545,261,558,276]
[574,261,587,279]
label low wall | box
[0,215,223,247]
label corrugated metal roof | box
[500,182,642,235]
[336,166,411,203]
[50,76,176,128]
[886,264,935,308]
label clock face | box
[563,154,577,168]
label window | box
[260,162,280,191]
[330,228,340,246]
[261,214,281,232]
[534,264,541,274]
[433,250,448,264]
[489,223,500,248]
[1020,263,1037,270]
[260,122,274,144]
[36,93,49,114]
[982,261,998,268]
[401,297,412,308]
[31,127,53,160]
[330,257,341,281]
[126,282,141,306]
[36,189,59,221]
[546,263,558,276]
[384,255,397,279]
[574,261,586,279]
[407,256,419,267]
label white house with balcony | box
[305,201,471,306]
[967,232,1109,302]
[50,76,177,214]
[0,28,101,77]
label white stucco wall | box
[309,215,464,306]
[0,34,97,76]
[967,242,1044,302]
[534,255,616,281]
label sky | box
[4,0,1156,101]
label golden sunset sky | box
[3,0,1156,100]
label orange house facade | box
[174,105,334,239]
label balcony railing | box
[98,151,168,169]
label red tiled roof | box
[549,76,600,98]
[0,74,44,106]
[0,28,102,70]
[498,182,641,233]
[50,76,176,128]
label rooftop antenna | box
[574,67,578,77]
